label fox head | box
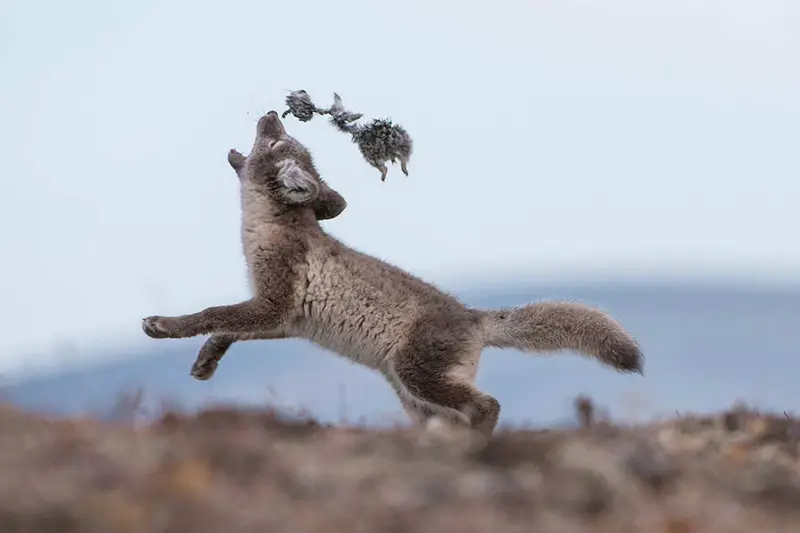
[227,111,347,221]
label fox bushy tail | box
[480,301,643,373]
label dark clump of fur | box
[280,89,414,181]
[281,90,326,122]
[352,118,413,169]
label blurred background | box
[1,0,797,427]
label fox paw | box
[190,357,218,381]
[141,316,176,339]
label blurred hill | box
[2,282,798,426]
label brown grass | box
[1,398,799,532]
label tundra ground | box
[1,397,799,533]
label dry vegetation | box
[1,397,800,533]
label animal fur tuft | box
[281,90,327,122]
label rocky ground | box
[1,397,799,533]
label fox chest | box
[240,226,265,291]
[239,224,307,302]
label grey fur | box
[280,90,327,122]
[328,93,413,182]
[142,111,642,437]
[326,92,363,125]
[280,90,413,182]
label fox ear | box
[312,181,347,220]
[274,159,320,205]
[227,149,246,179]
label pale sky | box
[1,0,798,372]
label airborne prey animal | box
[327,93,413,182]
[141,111,643,437]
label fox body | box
[142,111,642,436]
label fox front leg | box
[141,298,285,340]
[191,330,288,381]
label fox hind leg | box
[388,348,501,437]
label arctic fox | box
[142,111,642,436]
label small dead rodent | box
[327,93,413,182]
[280,90,414,182]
